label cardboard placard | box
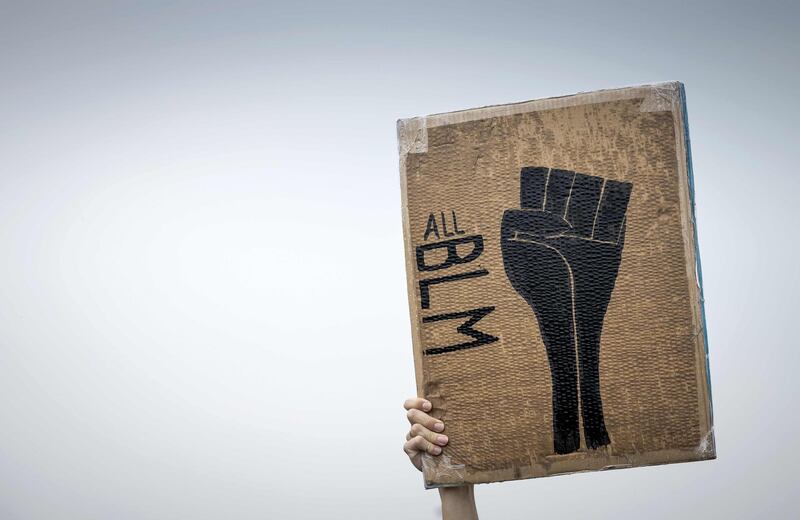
[398,83,715,487]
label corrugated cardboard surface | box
[398,83,714,487]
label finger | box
[406,408,445,432]
[520,166,549,209]
[592,179,632,243]
[403,397,432,412]
[565,172,604,237]
[409,423,449,446]
[544,168,575,216]
[501,209,571,241]
[404,435,442,457]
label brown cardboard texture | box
[398,82,715,487]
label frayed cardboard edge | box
[397,82,682,160]
[397,116,428,155]
[422,453,466,489]
[678,83,716,429]
[639,82,680,112]
[398,82,683,135]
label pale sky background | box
[0,1,798,518]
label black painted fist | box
[501,167,632,454]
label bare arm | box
[439,486,478,519]
[403,397,478,520]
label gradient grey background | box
[1,1,797,518]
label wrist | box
[439,484,473,498]
[438,485,477,519]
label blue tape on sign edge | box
[678,83,714,420]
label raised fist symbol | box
[501,167,632,454]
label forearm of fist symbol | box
[501,167,632,455]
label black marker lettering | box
[452,210,466,235]
[423,213,440,241]
[422,307,498,355]
[440,211,455,237]
[419,269,488,309]
[416,235,484,272]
